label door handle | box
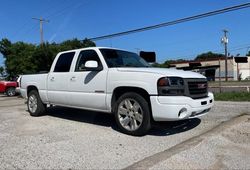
[50,77,55,81]
[70,76,76,81]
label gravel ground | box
[148,115,250,169]
[0,95,250,169]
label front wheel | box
[114,92,151,136]
[27,90,46,116]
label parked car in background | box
[0,80,17,96]
[245,76,250,80]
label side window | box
[54,52,75,72]
[122,53,139,66]
[75,50,102,71]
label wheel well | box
[6,86,15,90]
[27,86,38,95]
[111,87,151,113]
[5,86,15,93]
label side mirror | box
[84,60,102,71]
[85,60,98,68]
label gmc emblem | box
[197,83,207,89]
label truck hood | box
[117,67,206,79]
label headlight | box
[157,77,185,96]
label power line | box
[45,1,87,19]
[89,3,250,41]
[164,43,250,61]
[23,25,37,42]
[43,2,70,19]
[45,2,75,19]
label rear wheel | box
[114,92,151,136]
[27,90,46,116]
[6,87,16,96]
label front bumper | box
[150,92,214,121]
[20,88,27,99]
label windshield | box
[100,49,150,68]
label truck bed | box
[21,73,48,102]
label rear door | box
[47,52,75,105]
[67,49,108,110]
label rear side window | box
[54,52,75,72]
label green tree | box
[32,42,59,72]
[247,51,250,56]
[0,66,4,76]
[195,51,224,61]
[0,38,12,56]
[0,40,36,77]
[0,38,96,76]
[59,38,95,51]
[82,38,96,47]
[152,59,190,68]
[152,52,224,68]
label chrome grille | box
[185,79,208,99]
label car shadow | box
[45,106,201,137]
[0,94,22,98]
[46,106,115,128]
[149,118,201,136]
[0,94,15,98]
[0,95,21,101]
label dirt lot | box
[0,95,249,169]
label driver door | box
[67,49,108,110]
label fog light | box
[178,108,188,118]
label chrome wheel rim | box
[118,98,143,131]
[7,88,15,96]
[28,95,38,113]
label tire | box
[27,90,46,116]
[6,87,16,97]
[114,92,151,136]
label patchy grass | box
[214,92,250,101]
[209,80,250,87]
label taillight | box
[19,77,22,88]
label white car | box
[245,76,250,80]
[20,47,214,136]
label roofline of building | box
[176,65,220,71]
[170,57,235,65]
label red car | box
[0,81,17,96]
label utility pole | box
[32,17,49,44]
[219,58,222,93]
[221,29,229,81]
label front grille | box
[185,79,208,99]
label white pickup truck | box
[20,47,214,136]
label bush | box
[214,92,250,101]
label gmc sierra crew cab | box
[20,47,214,136]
